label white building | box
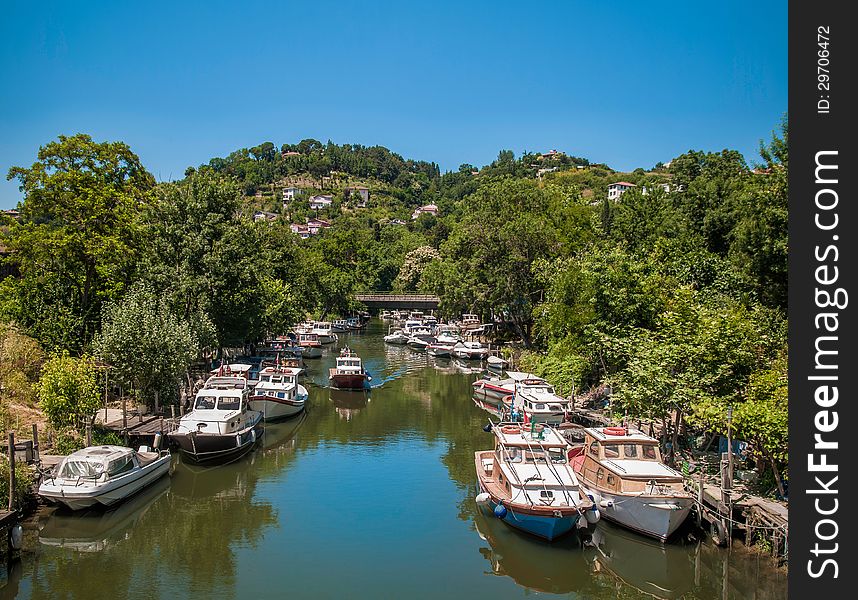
[411,204,439,220]
[282,187,303,203]
[607,182,636,201]
[309,194,334,210]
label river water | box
[2,320,787,599]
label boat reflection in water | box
[473,503,593,595]
[330,387,370,421]
[589,522,695,599]
[474,506,695,598]
[38,475,171,553]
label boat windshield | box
[217,396,242,411]
[504,447,567,464]
[195,395,217,410]
[59,460,103,479]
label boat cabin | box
[54,446,144,481]
[335,354,363,373]
[572,428,685,494]
[298,332,321,345]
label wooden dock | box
[102,414,178,444]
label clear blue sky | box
[0,0,787,209]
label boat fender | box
[250,429,257,444]
[9,523,23,550]
[585,508,601,525]
[475,492,491,505]
[482,423,493,433]
[599,499,614,509]
[493,504,508,519]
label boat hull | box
[248,394,306,421]
[168,420,264,465]
[588,489,693,541]
[329,370,369,390]
[472,381,511,406]
[476,479,581,541]
[38,454,172,511]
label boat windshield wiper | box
[524,475,544,483]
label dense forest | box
[0,121,788,492]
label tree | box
[394,246,441,291]
[93,283,210,408]
[2,134,154,350]
[39,353,101,431]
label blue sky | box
[0,0,787,209]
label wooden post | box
[697,464,705,527]
[32,423,40,464]
[171,405,176,419]
[85,423,92,447]
[121,386,127,430]
[104,368,109,423]
[154,390,160,415]
[725,406,734,544]
[8,432,16,512]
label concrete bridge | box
[354,292,440,311]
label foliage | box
[394,246,441,291]
[38,353,102,431]
[0,323,44,406]
[2,134,155,351]
[0,459,34,509]
[93,282,206,407]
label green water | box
[2,321,787,599]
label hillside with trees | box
[0,121,788,491]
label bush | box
[38,353,101,431]
[0,459,35,509]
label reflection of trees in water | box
[24,460,278,599]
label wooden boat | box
[328,347,371,390]
[38,445,171,510]
[569,427,693,541]
[297,332,323,358]
[475,422,597,541]
[168,374,263,465]
[311,321,338,344]
[248,365,308,421]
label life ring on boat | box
[603,427,627,436]
[501,425,521,435]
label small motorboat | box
[383,329,410,345]
[487,355,508,371]
[248,365,308,421]
[328,347,371,389]
[475,422,597,541]
[168,374,263,465]
[569,427,693,541]
[311,321,338,344]
[38,445,171,511]
[453,341,490,360]
[297,332,323,358]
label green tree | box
[2,134,154,350]
[93,283,210,409]
[39,353,102,431]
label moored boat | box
[168,374,263,465]
[452,341,489,360]
[427,342,455,357]
[38,445,171,511]
[311,321,338,344]
[383,329,410,345]
[248,365,308,421]
[569,427,693,541]
[297,332,323,358]
[328,347,372,390]
[474,422,597,541]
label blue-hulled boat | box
[474,422,598,541]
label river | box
[1,320,787,599]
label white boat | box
[168,374,263,465]
[38,445,171,511]
[427,342,455,357]
[248,366,308,421]
[570,427,694,541]
[460,313,482,330]
[512,375,573,426]
[331,319,351,333]
[297,332,323,358]
[383,329,410,345]
[311,321,338,344]
[328,347,371,390]
[452,341,489,360]
[435,330,462,345]
[475,422,597,541]
[487,355,508,370]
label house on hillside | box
[537,167,558,178]
[253,210,279,222]
[309,194,334,210]
[290,223,311,239]
[282,151,301,158]
[307,218,331,234]
[411,204,439,220]
[282,187,303,204]
[641,182,675,195]
[538,149,566,161]
[345,186,370,207]
[2,209,20,221]
[389,219,408,226]
[607,182,636,200]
